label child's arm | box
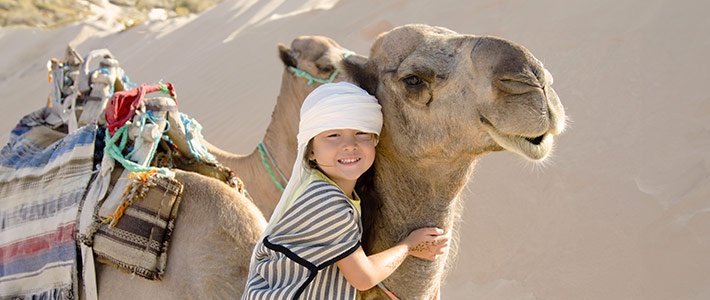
[335,227,449,291]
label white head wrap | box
[262,81,382,237]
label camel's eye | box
[402,75,423,87]
[318,64,335,74]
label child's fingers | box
[418,227,444,236]
[433,236,449,246]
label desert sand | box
[1,0,709,299]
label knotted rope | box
[104,82,177,176]
[103,113,174,177]
[180,113,216,162]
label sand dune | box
[1,0,709,299]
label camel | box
[107,24,564,300]
[84,36,365,299]
[182,24,565,300]
[19,25,563,299]
[199,24,565,300]
[336,24,566,299]
[201,35,365,218]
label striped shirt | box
[242,171,362,300]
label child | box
[242,82,448,300]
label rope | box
[376,282,439,300]
[180,113,216,162]
[288,66,340,86]
[260,141,288,183]
[91,68,111,75]
[159,80,177,100]
[377,283,401,300]
[104,122,174,178]
[122,74,137,89]
[287,51,355,86]
[257,143,284,192]
[125,111,169,157]
[265,51,356,189]
[89,67,115,98]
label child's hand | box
[401,227,449,261]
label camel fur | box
[340,24,566,300]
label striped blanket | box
[0,110,97,300]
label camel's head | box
[278,35,367,104]
[348,24,566,162]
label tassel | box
[100,170,158,227]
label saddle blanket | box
[91,172,183,280]
[0,111,97,300]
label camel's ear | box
[344,54,377,95]
[278,43,298,68]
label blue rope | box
[180,113,216,162]
[124,111,168,158]
[147,110,171,133]
[122,74,137,89]
[91,68,111,75]
[89,67,115,98]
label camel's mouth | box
[524,135,545,145]
[479,116,554,161]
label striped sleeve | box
[267,180,361,268]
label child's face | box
[310,128,376,189]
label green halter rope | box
[104,113,174,177]
[287,51,355,86]
[258,142,284,192]
[288,66,339,86]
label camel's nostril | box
[525,135,544,145]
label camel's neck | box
[369,143,476,300]
[205,72,302,218]
[261,74,304,180]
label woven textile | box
[91,173,183,280]
[0,112,97,300]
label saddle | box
[0,46,245,299]
[79,81,245,281]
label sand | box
[1,0,709,299]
